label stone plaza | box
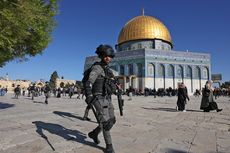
[0,93,229,153]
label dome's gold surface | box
[118,15,172,45]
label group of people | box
[176,81,222,113]
[13,82,51,104]
[6,44,225,153]
[83,44,226,153]
[12,82,85,104]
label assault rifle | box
[116,87,124,116]
[112,78,124,116]
[104,76,124,116]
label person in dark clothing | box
[14,85,21,99]
[57,88,61,98]
[200,80,222,112]
[177,83,189,112]
[30,83,36,100]
[82,44,116,153]
[44,82,51,104]
[68,85,74,99]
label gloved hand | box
[85,96,94,104]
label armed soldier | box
[30,83,36,100]
[44,82,51,104]
[14,85,21,99]
[82,44,117,153]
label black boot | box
[83,117,91,121]
[83,106,91,121]
[105,144,115,153]
[88,130,100,144]
[217,109,222,112]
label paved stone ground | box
[0,93,230,153]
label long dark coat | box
[177,87,188,111]
[200,85,217,110]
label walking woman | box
[200,80,222,112]
[177,83,189,112]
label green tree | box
[0,0,58,67]
[49,71,58,89]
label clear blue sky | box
[0,0,230,82]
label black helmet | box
[95,44,115,58]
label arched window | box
[137,63,143,77]
[128,64,134,75]
[186,66,192,78]
[203,67,209,79]
[158,64,165,77]
[177,65,183,78]
[167,64,174,77]
[148,63,154,76]
[194,66,201,78]
[120,65,124,75]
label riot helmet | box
[95,44,115,58]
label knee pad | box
[103,117,116,131]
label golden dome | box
[118,15,172,45]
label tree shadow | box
[141,107,177,112]
[53,111,97,123]
[0,102,15,109]
[32,121,104,151]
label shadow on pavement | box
[33,101,46,104]
[32,121,104,151]
[186,109,203,112]
[165,148,187,153]
[142,107,177,112]
[53,111,97,123]
[142,107,202,113]
[0,102,15,109]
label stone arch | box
[203,66,209,80]
[157,63,165,89]
[147,63,156,89]
[167,64,175,89]
[186,65,193,93]
[128,63,134,75]
[177,65,184,82]
[194,66,201,90]
[119,65,125,75]
[137,63,143,90]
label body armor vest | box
[92,65,116,96]
[92,74,106,95]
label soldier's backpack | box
[82,66,93,86]
[82,62,118,96]
[81,62,102,84]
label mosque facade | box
[84,14,211,94]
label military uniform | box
[83,44,116,153]
[44,83,51,104]
[14,85,21,99]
